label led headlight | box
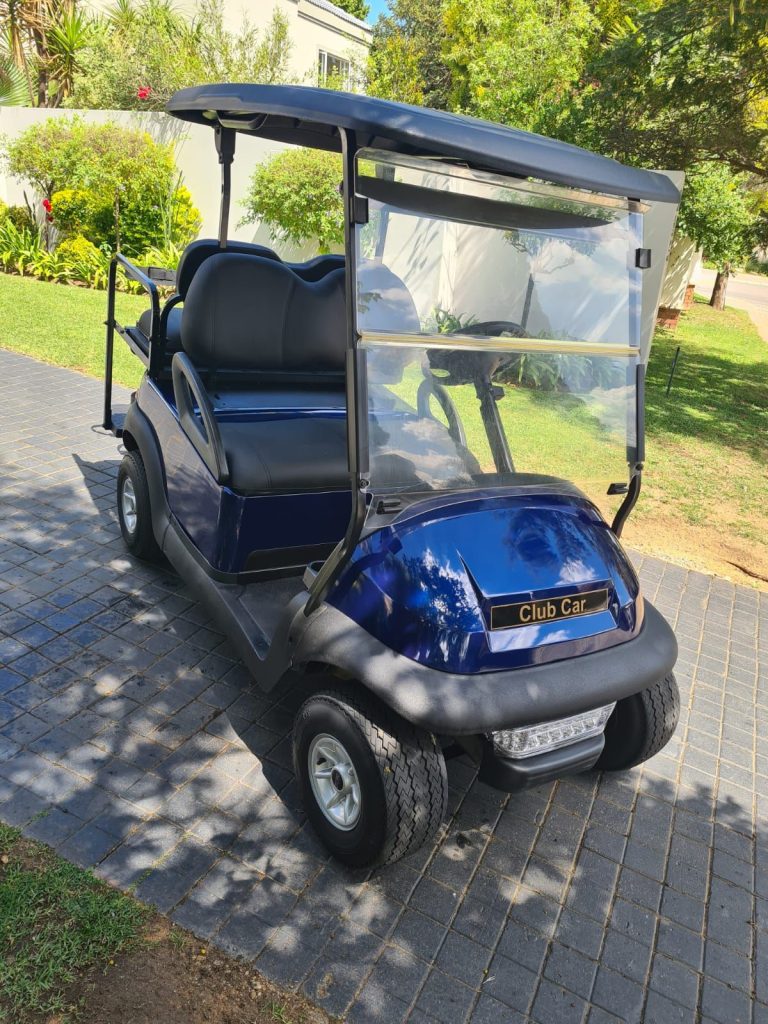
[492,703,616,760]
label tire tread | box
[296,685,448,867]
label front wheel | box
[596,673,680,772]
[293,684,448,868]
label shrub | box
[4,205,36,231]
[69,0,293,111]
[0,219,44,275]
[6,117,200,258]
[50,188,92,238]
[241,148,344,254]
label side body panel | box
[135,378,351,574]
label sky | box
[366,0,388,21]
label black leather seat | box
[138,240,344,353]
[217,418,349,493]
[176,252,348,495]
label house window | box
[318,50,351,86]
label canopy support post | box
[305,127,367,616]
[215,126,236,248]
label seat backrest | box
[176,240,280,297]
[181,252,346,373]
[176,239,345,297]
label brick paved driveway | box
[0,348,766,1024]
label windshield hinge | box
[635,248,652,269]
[353,195,369,224]
[375,496,403,515]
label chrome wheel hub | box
[308,733,361,831]
[121,478,138,535]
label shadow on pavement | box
[0,435,764,1024]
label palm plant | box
[0,53,29,103]
[45,2,93,103]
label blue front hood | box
[329,491,643,673]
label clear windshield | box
[356,151,643,510]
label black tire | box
[596,673,680,772]
[116,451,162,562]
[293,683,448,868]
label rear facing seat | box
[138,239,344,353]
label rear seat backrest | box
[181,253,346,372]
[176,239,345,297]
[176,239,281,298]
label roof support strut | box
[215,126,236,248]
[305,127,368,616]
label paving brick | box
[413,969,476,1023]
[483,954,538,1014]
[391,908,447,962]
[700,976,752,1024]
[643,990,694,1024]
[470,994,526,1024]
[592,966,645,1024]
[531,978,588,1024]
[58,823,119,868]
[435,929,491,990]
[649,953,699,1010]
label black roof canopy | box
[167,84,680,204]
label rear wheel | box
[293,684,448,868]
[117,451,161,562]
[596,673,680,771]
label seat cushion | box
[219,416,349,495]
[138,306,183,353]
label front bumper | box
[478,733,604,792]
[292,600,678,735]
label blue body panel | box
[329,492,642,672]
[135,378,351,573]
[134,377,641,676]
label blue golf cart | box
[102,85,681,867]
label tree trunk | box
[709,262,731,310]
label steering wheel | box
[426,320,531,386]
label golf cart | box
[102,85,681,868]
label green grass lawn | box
[0,273,146,388]
[641,298,767,545]
[0,822,146,1022]
[0,273,765,581]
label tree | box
[68,0,294,110]
[677,163,758,309]
[6,117,200,256]
[444,0,597,133]
[564,0,768,179]
[241,149,344,254]
[332,0,370,20]
[0,55,28,104]
[368,0,451,109]
[45,4,95,103]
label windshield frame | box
[354,150,645,515]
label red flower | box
[42,198,52,212]
[137,85,152,101]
